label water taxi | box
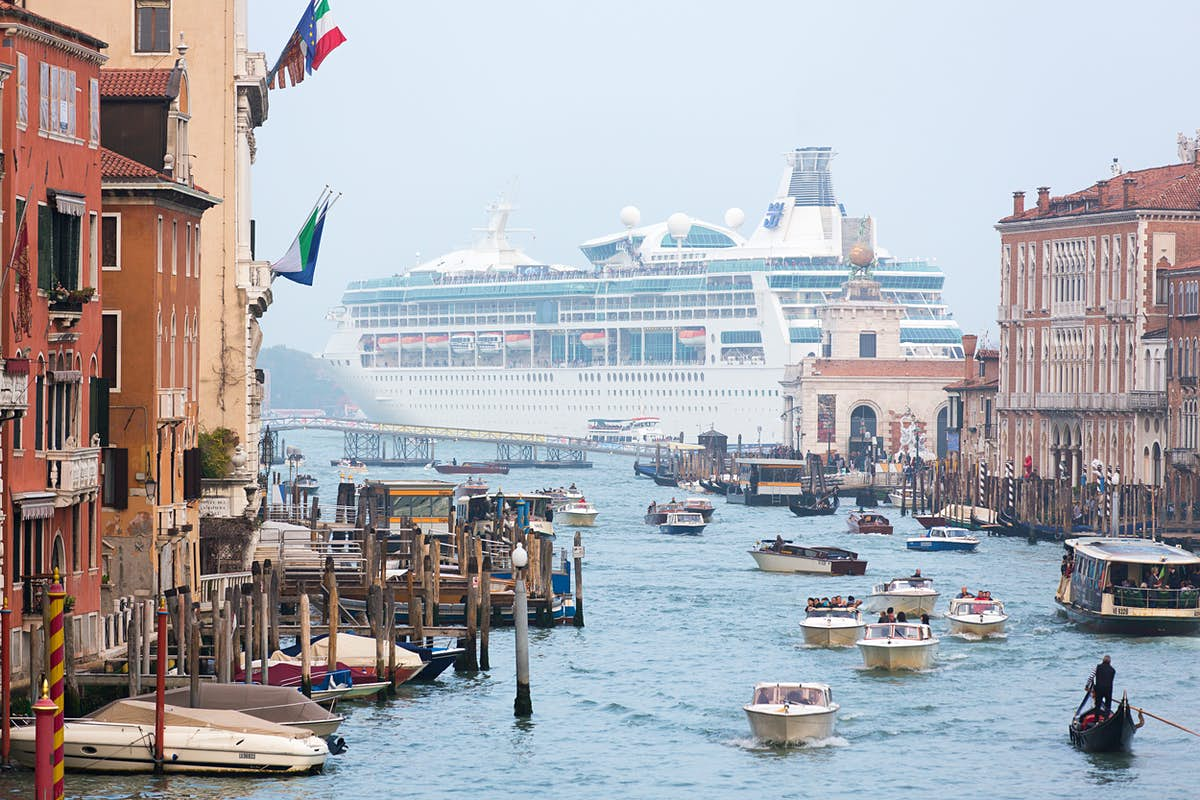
[847,511,892,534]
[855,623,938,671]
[556,500,599,527]
[1055,537,1200,634]
[743,683,838,744]
[863,576,939,617]
[946,597,1008,637]
[748,541,867,575]
[660,511,707,535]
[906,526,979,552]
[800,607,865,647]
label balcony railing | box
[1105,298,1134,319]
[1110,586,1200,610]
[0,359,29,417]
[1129,390,1167,411]
[46,446,102,499]
[1170,449,1198,470]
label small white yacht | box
[906,526,980,552]
[555,499,599,527]
[946,597,1008,637]
[855,623,938,671]
[743,683,839,744]
[862,576,939,617]
[800,607,865,647]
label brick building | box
[944,334,999,474]
[0,2,108,666]
[993,144,1200,485]
[1165,262,1200,513]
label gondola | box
[653,474,679,488]
[1069,695,1137,753]
[788,491,839,517]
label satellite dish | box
[619,205,641,228]
[666,212,691,240]
[723,207,745,230]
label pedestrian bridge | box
[262,416,662,464]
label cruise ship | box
[321,148,963,441]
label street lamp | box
[511,540,531,717]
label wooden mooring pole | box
[573,531,585,628]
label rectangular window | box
[34,374,44,451]
[859,332,877,359]
[89,78,99,145]
[88,212,98,287]
[194,223,200,277]
[171,220,177,275]
[185,223,191,276]
[135,0,171,53]
[102,447,128,510]
[38,61,48,131]
[90,376,110,447]
[38,63,77,137]
[156,216,163,272]
[101,213,120,270]
[16,53,27,130]
[101,312,120,389]
[51,207,82,290]
[36,204,51,290]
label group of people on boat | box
[956,587,994,600]
[542,483,579,496]
[875,608,931,626]
[805,595,861,611]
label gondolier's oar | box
[1073,679,1095,720]
[1129,706,1200,738]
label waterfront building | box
[993,142,1200,484]
[943,334,1000,474]
[322,147,963,441]
[96,52,219,600]
[1165,261,1200,515]
[0,3,107,665]
[29,0,273,525]
[779,275,962,466]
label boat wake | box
[727,735,850,751]
[948,632,1008,642]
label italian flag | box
[308,0,346,71]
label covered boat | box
[800,607,865,647]
[863,576,939,616]
[906,526,979,552]
[683,497,715,522]
[1070,695,1139,753]
[660,511,706,534]
[945,597,1008,637]
[272,632,426,686]
[644,501,683,525]
[856,622,938,671]
[556,500,599,527]
[847,511,892,534]
[9,700,329,774]
[749,541,866,575]
[132,684,344,738]
[743,683,838,745]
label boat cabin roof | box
[766,542,859,560]
[948,598,1004,613]
[881,577,935,590]
[750,683,832,706]
[1067,537,1200,565]
[666,512,704,523]
[863,623,933,640]
[927,527,972,538]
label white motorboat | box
[134,684,345,738]
[659,511,706,535]
[743,683,839,744]
[800,607,865,647]
[748,542,867,575]
[946,597,1008,637]
[906,526,980,552]
[862,576,939,617]
[856,623,938,671]
[555,500,598,527]
[9,700,328,774]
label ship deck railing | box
[1110,587,1200,610]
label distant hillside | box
[258,345,353,416]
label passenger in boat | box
[1091,655,1115,713]
[957,586,972,598]
[772,535,785,552]
[911,568,922,578]
[846,595,859,608]
[920,613,930,626]
[885,607,896,623]
[896,611,908,623]
[877,612,889,623]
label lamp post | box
[511,540,531,717]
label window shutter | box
[37,205,52,290]
[103,447,128,509]
[183,447,201,500]
[89,377,110,446]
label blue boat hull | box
[906,540,978,551]
[660,524,705,535]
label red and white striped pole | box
[46,570,66,800]
[2,594,12,765]
[33,680,56,800]
[155,597,168,773]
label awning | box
[14,492,56,520]
[51,191,86,217]
[49,370,82,383]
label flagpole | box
[0,182,37,295]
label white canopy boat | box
[862,576,939,617]
[748,541,867,575]
[946,597,1008,637]
[855,623,938,671]
[743,683,838,744]
[134,684,344,738]
[555,500,599,527]
[800,607,866,647]
[9,700,328,774]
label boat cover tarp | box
[275,632,423,668]
[128,684,339,727]
[89,700,311,740]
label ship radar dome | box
[619,205,641,228]
[723,207,745,230]
[666,212,691,240]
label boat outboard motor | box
[326,735,349,755]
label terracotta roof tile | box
[100,68,176,99]
[1001,162,1200,222]
[100,148,162,180]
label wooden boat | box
[749,541,866,575]
[555,500,599,527]
[237,662,392,701]
[847,511,892,534]
[270,632,427,686]
[433,461,509,475]
[743,683,838,744]
[653,473,679,487]
[1070,695,1137,753]
[946,597,1008,637]
[683,497,715,522]
[863,577,939,617]
[1055,537,1200,634]
[788,491,839,517]
[856,623,938,671]
[660,511,706,534]
[800,607,865,646]
[133,684,345,739]
[643,502,683,525]
[906,526,980,552]
[9,700,329,774]
[397,641,466,682]
[914,513,948,530]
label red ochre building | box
[993,143,1200,485]
[1165,261,1200,512]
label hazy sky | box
[249,0,1196,354]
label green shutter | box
[89,377,110,447]
[37,204,52,290]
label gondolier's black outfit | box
[1093,660,1115,713]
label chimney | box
[961,334,978,375]
[1194,147,1200,167]
[1012,191,1025,216]
[1096,179,1108,207]
[1123,177,1135,208]
[1036,186,1050,212]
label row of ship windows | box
[364,370,729,384]
[403,405,751,414]
[396,388,781,399]
[355,307,759,328]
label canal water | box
[3,430,1197,799]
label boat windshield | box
[949,599,1002,615]
[668,513,703,524]
[808,608,858,619]
[752,685,827,706]
[886,578,934,591]
[865,624,927,640]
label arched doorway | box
[1152,442,1162,486]
[849,405,878,468]
[936,406,949,460]
[52,532,66,575]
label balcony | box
[157,388,187,422]
[0,358,29,418]
[1170,449,1198,471]
[236,260,273,316]
[1179,376,1198,388]
[47,300,83,328]
[1105,298,1133,319]
[1129,390,1167,411]
[46,446,102,505]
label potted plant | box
[47,284,70,303]
[67,287,95,304]
[47,283,83,315]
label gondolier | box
[1091,655,1115,713]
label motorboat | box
[847,511,893,535]
[237,662,391,702]
[660,511,707,535]
[434,461,509,475]
[9,700,328,774]
[456,478,489,497]
[644,501,683,525]
[133,684,345,738]
[863,577,939,617]
[856,623,938,671]
[906,526,979,552]
[683,497,715,522]
[743,683,839,744]
[398,641,467,682]
[887,489,920,508]
[555,500,599,527]
[946,597,1008,637]
[269,632,426,686]
[800,607,865,647]
[749,541,867,575]
[1070,693,1139,753]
